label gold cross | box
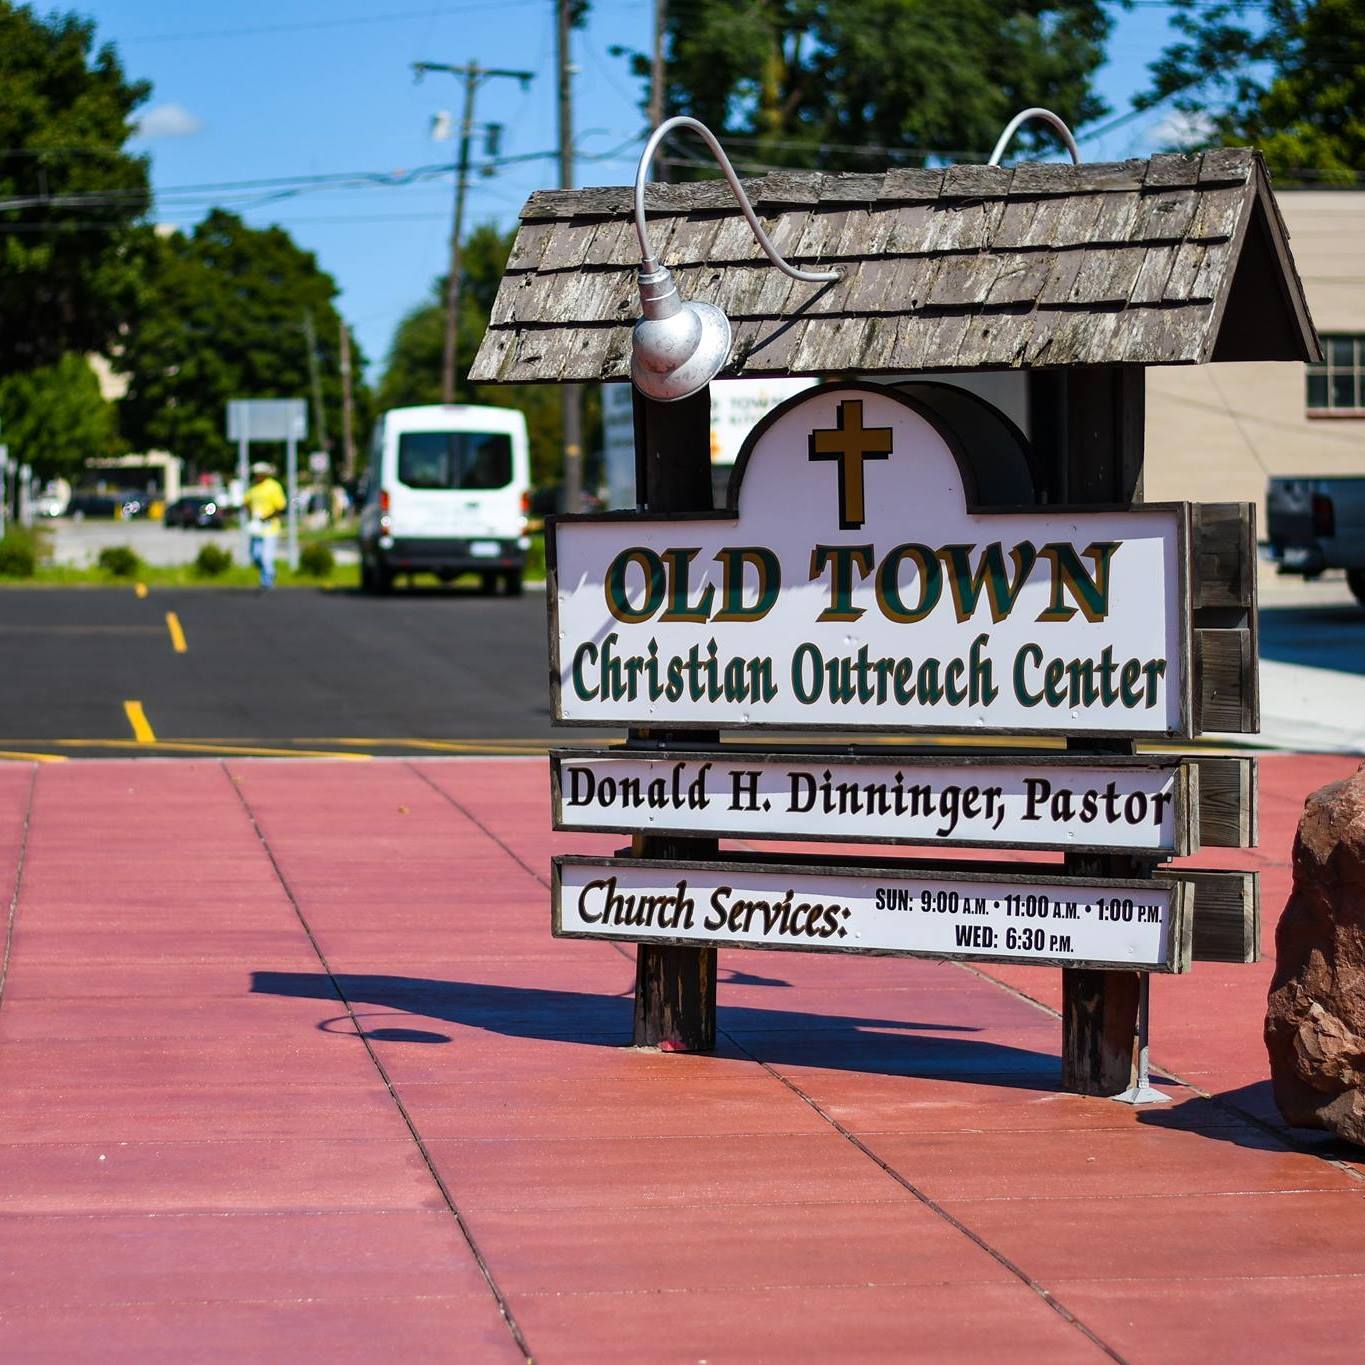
[808,399,893,530]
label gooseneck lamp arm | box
[629,117,840,402]
[987,108,1081,167]
[633,117,841,283]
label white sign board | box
[552,383,1190,738]
[551,750,1191,855]
[227,398,308,442]
[554,856,1191,972]
[601,377,817,509]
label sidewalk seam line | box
[407,762,550,890]
[405,762,638,971]
[0,764,39,1014]
[224,763,535,1364]
[719,1026,1129,1365]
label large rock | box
[1266,762,1365,1144]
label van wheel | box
[368,561,393,595]
[503,570,524,597]
[480,571,498,595]
[1348,568,1365,608]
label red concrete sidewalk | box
[0,754,1362,1362]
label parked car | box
[1267,476,1365,606]
[358,404,532,594]
[164,494,229,529]
[65,491,144,521]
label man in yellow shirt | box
[242,461,287,589]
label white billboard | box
[601,376,815,508]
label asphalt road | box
[0,584,613,758]
[1,570,1361,760]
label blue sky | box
[48,2,1190,378]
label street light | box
[629,116,841,403]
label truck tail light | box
[379,489,391,513]
[1312,493,1335,538]
[521,489,532,516]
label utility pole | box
[339,320,357,483]
[414,60,533,404]
[557,0,584,513]
[649,0,667,134]
[302,309,329,459]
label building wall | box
[1145,191,1365,516]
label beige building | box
[1146,191,1365,515]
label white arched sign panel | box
[550,383,1190,739]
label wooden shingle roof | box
[470,149,1320,384]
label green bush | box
[97,545,141,578]
[194,543,233,578]
[298,542,334,578]
[0,530,37,578]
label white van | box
[359,404,532,594]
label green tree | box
[0,352,119,479]
[0,3,151,376]
[1143,1,1364,185]
[620,0,1113,170]
[377,223,592,487]
[118,210,367,475]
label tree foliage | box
[621,0,1113,170]
[1143,0,1365,185]
[377,223,594,487]
[0,352,119,479]
[118,210,368,474]
[0,3,151,375]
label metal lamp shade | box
[629,264,732,403]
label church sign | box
[549,384,1191,739]
[550,749,1194,856]
[553,855,1193,973]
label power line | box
[120,1,541,44]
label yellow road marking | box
[0,749,66,763]
[123,701,156,744]
[134,582,148,598]
[331,737,595,751]
[165,611,187,654]
[56,738,370,760]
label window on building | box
[1306,335,1365,416]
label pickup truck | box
[1266,476,1365,606]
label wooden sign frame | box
[553,852,1194,973]
[547,382,1205,741]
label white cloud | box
[135,103,204,140]
[1149,110,1216,151]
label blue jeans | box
[249,534,276,588]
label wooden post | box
[630,385,718,1051]
[1032,366,1146,1095]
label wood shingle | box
[471,150,1320,384]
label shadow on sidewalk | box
[252,970,1062,1085]
[1139,1077,1365,1158]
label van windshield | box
[397,431,512,491]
